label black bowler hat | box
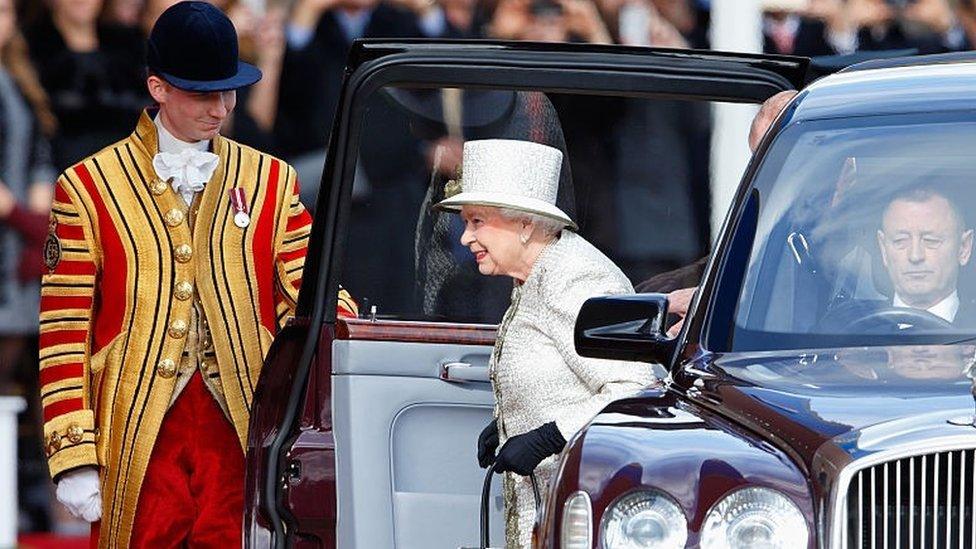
[147,1,261,91]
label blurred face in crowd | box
[460,205,531,278]
[104,0,145,27]
[51,0,104,25]
[442,0,477,31]
[523,12,568,41]
[877,192,973,309]
[0,0,14,50]
[147,76,236,142]
[337,0,381,11]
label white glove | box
[56,467,102,522]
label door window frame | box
[299,40,808,329]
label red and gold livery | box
[38,110,355,548]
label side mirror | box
[574,293,676,364]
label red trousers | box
[91,372,244,548]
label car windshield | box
[724,111,976,352]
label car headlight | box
[701,487,808,549]
[601,490,687,549]
[561,491,592,549]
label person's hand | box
[494,422,566,476]
[291,0,342,30]
[477,419,499,468]
[652,0,696,34]
[846,0,894,29]
[488,0,533,40]
[227,2,259,39]
[559,0,612,43]
[647,3,688,48]
[805,0,851,36]
[903,0,954,35]
[805,0,843,21]
[27,182,52,215]
[388,0,439,16]
[255,7,287,69]
[666,286,696,338]
[427,136,464,177]
[56,467,101,522]
[0,181,14,219]
[294,0,343,14]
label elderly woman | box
[436,138,657,548]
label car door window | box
[340,85,734,323]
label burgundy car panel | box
[336,318,497,346]
[538,388,815,548]
[245,320,323,547]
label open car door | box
[244,39,808,548]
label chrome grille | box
[845,449,976,548]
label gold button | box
[174,244,193,263]
[157,359,177,379]
[164,208,185,227]
[149,179,168,196]
[174,281,193,301]
[169,319,188,339]
[67,424,84,444]
[48,430,61,452]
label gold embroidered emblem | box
[443,165,463,198]
[44,219,61,272]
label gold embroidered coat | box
[38,111,356,548]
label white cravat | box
[152,115,219,205]
[893,291,960,323]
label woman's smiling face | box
[459,205,526,278]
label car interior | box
[731,115,976,351]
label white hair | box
[496,207,565,238]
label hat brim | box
[158,61,262,92]
[435,191,577,231]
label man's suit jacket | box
[38,110,355,547]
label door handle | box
[439,362,490,383]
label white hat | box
[435,139,576,230]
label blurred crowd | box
[2,0,976,536]
[763,0,976,56]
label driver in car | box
[876,186,976,326]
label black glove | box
[494,422,567,476]
[477,419,499,468]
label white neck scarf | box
[152,115,219,205]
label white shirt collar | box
[893,290,959,323]
[154,114,210,154]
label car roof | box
[789,52,976,123]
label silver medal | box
[234,211,250,228]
